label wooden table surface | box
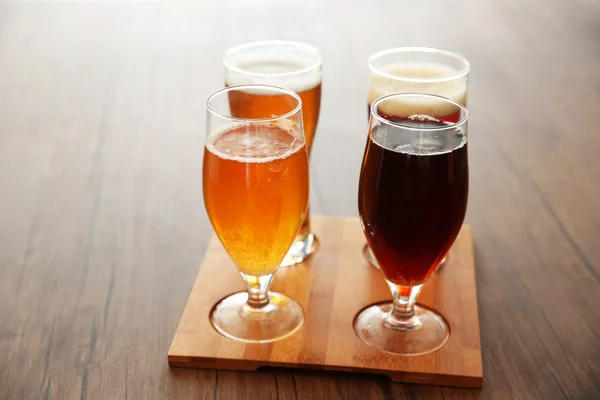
[1,1,599,399]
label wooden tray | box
[168,215,483,388]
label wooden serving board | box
[168,216,483,388]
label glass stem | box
[383,281,424,332]
[240,272,274,310]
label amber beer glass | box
[364,47,470,269]
[203,85,309,343]
[224,40,322,267]
[356,93,469,355]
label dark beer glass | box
[356,93,469,355]
[363,47,470,270]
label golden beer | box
[224,40,323,266]
[203,124,309,276]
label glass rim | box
[370,93,469,132]
[206,84,303,123]
[224,40,322,78]
[368,46,470,83]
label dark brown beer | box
[358,120,469,286]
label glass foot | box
[281,232,318,267]
[354,302,449,356]
[210,291,304,343]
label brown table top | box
[1,1,599,399]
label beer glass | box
[364,47,470,269]
[224,40,322,267]
[356,93,469,355]
[203,85,309,343]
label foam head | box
[206,122,305,164]
[368,62,468,116]
[225,41,322,93]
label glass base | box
[354,302,449,356]
[363,243,447,271]
[280,232,318,267]
[210,291,304,343]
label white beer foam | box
[386,136,467,156]
[206,122,305,164]
[372,126,467,156]
[225,49,322,93]
[368,62,467,117]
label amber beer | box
[203,124,309,276]
[227,79,321,152]
[359,119,469,286]
[368,62,468,122]
[224,42,322,266]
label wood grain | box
[168,217,482,388]
[0,0,599,399]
